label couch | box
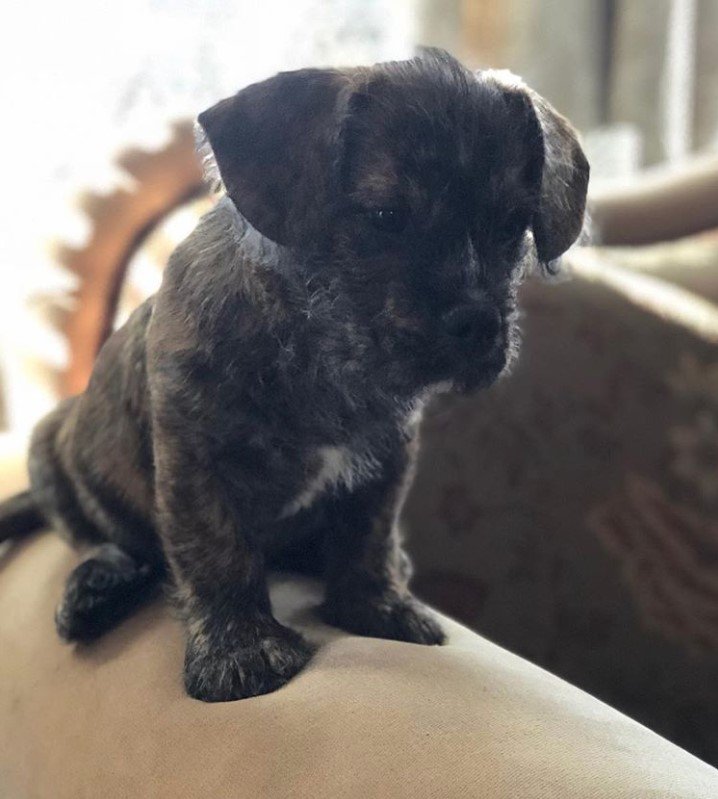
[2,136,718,794]
[2,444,718,797]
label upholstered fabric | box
[1,447,718,797]
[406,238,718,765]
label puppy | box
[0,50,588,702]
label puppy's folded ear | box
[529,92,590,265]
[485,70,590,267]
[198,69,348,245]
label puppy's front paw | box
[183,620,314,702]
[55,545,156,642]
[321,591,445,646]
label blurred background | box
[2,0,718,766]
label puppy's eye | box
[368,208,409,234]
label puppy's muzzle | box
[441,301,502,355]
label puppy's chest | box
[280,444,381,518]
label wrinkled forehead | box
[343,68,541,214]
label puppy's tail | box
[0,490,45,543]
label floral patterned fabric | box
[405,236,718,766]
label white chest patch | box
[280,445,381,518]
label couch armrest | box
[591,153,718,246]
[1,528,716,797]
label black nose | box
[442,302,502,347]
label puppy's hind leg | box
[55,544,160,642]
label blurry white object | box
[584,124,643,184]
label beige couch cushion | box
[1,448,717,798]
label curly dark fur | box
[0,50,588,701]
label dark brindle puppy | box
[0,50,588,701]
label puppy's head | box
[199,50,589,394]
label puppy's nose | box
[442,302,502,348]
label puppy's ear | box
[529,92,590,265]
[485,70,590,266]
[198,69,348,245]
